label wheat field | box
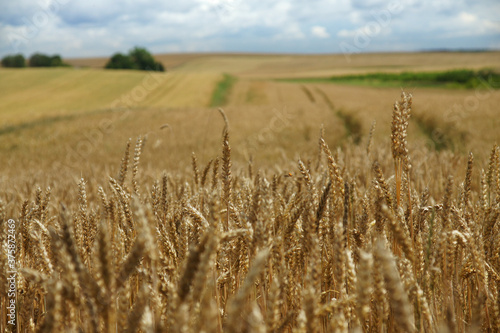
[1,53,500,332]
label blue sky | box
[1,0,499,58]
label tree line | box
[1,47,164,72]
[1,53,68,68]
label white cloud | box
[337,25,391,39]
[274,24,305,40]
[0,0,499,57]
[438,10,500,38]
[459,12,477,24]
[337,29,355,38]
[456,12,500,34]
[484,20,500,33]
[311,25,329,38]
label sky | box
[1,0,500,59]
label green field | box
[283,69,500,89]
[209,73,237,106]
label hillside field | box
[1,52,500,182]
[1,52,500,332]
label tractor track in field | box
[411,113,468,152]
[301,85,316,103]
[314,87,363,144]
[0,106,183,137]
[142,72,185,105]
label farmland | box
[1,51,500,332]
[2,52,500,179]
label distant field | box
[65,51,500,77]
[1,51,500,180]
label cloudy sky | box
[1,0,499,59]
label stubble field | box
[0,52,500,332]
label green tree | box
[28,53,67,67]
[105,47,165,72]
[1,54,26,67]
[50,55,63,67]
[29,53,52,67]
[129,47,156,70]
[105,53,136,69]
